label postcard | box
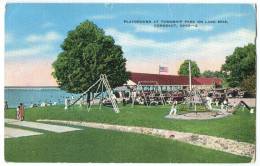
[4,3,256,163]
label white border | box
[0,0,259,166]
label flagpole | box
[159,64,160,75]
[189,59,193,109]
[189,60,192,92]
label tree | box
[202,70,216,78]
[202,70,224,78]
[221,43,256,88]
[52,20,129,93]
[240,74,256,93]
[178,60,200,77]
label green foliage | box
[240,74,256,93]
[52,20,129,93]
[202,70,225,78]
[178,60,200,76]
[221,44,256,88]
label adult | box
[19,103,25,121]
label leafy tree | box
[240,74,256,93]
[178,60,200,77]
[202,70,225,78]
[221,43,256,88]
[202,70,216,77]
[52,20,129,93]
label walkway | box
[5,119,82,139]
[5,127,42,138]
[5,119,81,133]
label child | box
[223,98,229,111]
[169,100,178,116]
[16,106,20,120]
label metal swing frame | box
[67,74,120,113]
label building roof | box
[192,77,222,86]
[129,72,222,86]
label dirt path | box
[37,119,255,159]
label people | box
[122,98,126,106]
[206,96,213,110]
[64,97,69,110]
[19,103,25,121]
[40,102,46,107]
[4,101,8,110]
[215,99,219,107]
[223,98,229,111]
[16,106,20,120]
[87,93,91,108]
[169,100,178,116]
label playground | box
[4,70,257,163]
[5,102,255,162]
[5,75,256,162]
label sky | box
[5,3,256,86]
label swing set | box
[67,74,120,113]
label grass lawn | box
[5,104,256,143]
[5,126,251,163]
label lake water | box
[4,87,79,108]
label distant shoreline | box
[5,86,59,89]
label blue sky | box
[5,3,256,86]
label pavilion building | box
[126,72,222,91]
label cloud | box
[133,24,167,33]
[6,31,61,59]
[212,12,248,20]
[90,14,115,20]
[26,31,62,43]
[105,28,255,74]
[185,24,214,32]
[5,44,53,58]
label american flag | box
[159,65,168,74]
